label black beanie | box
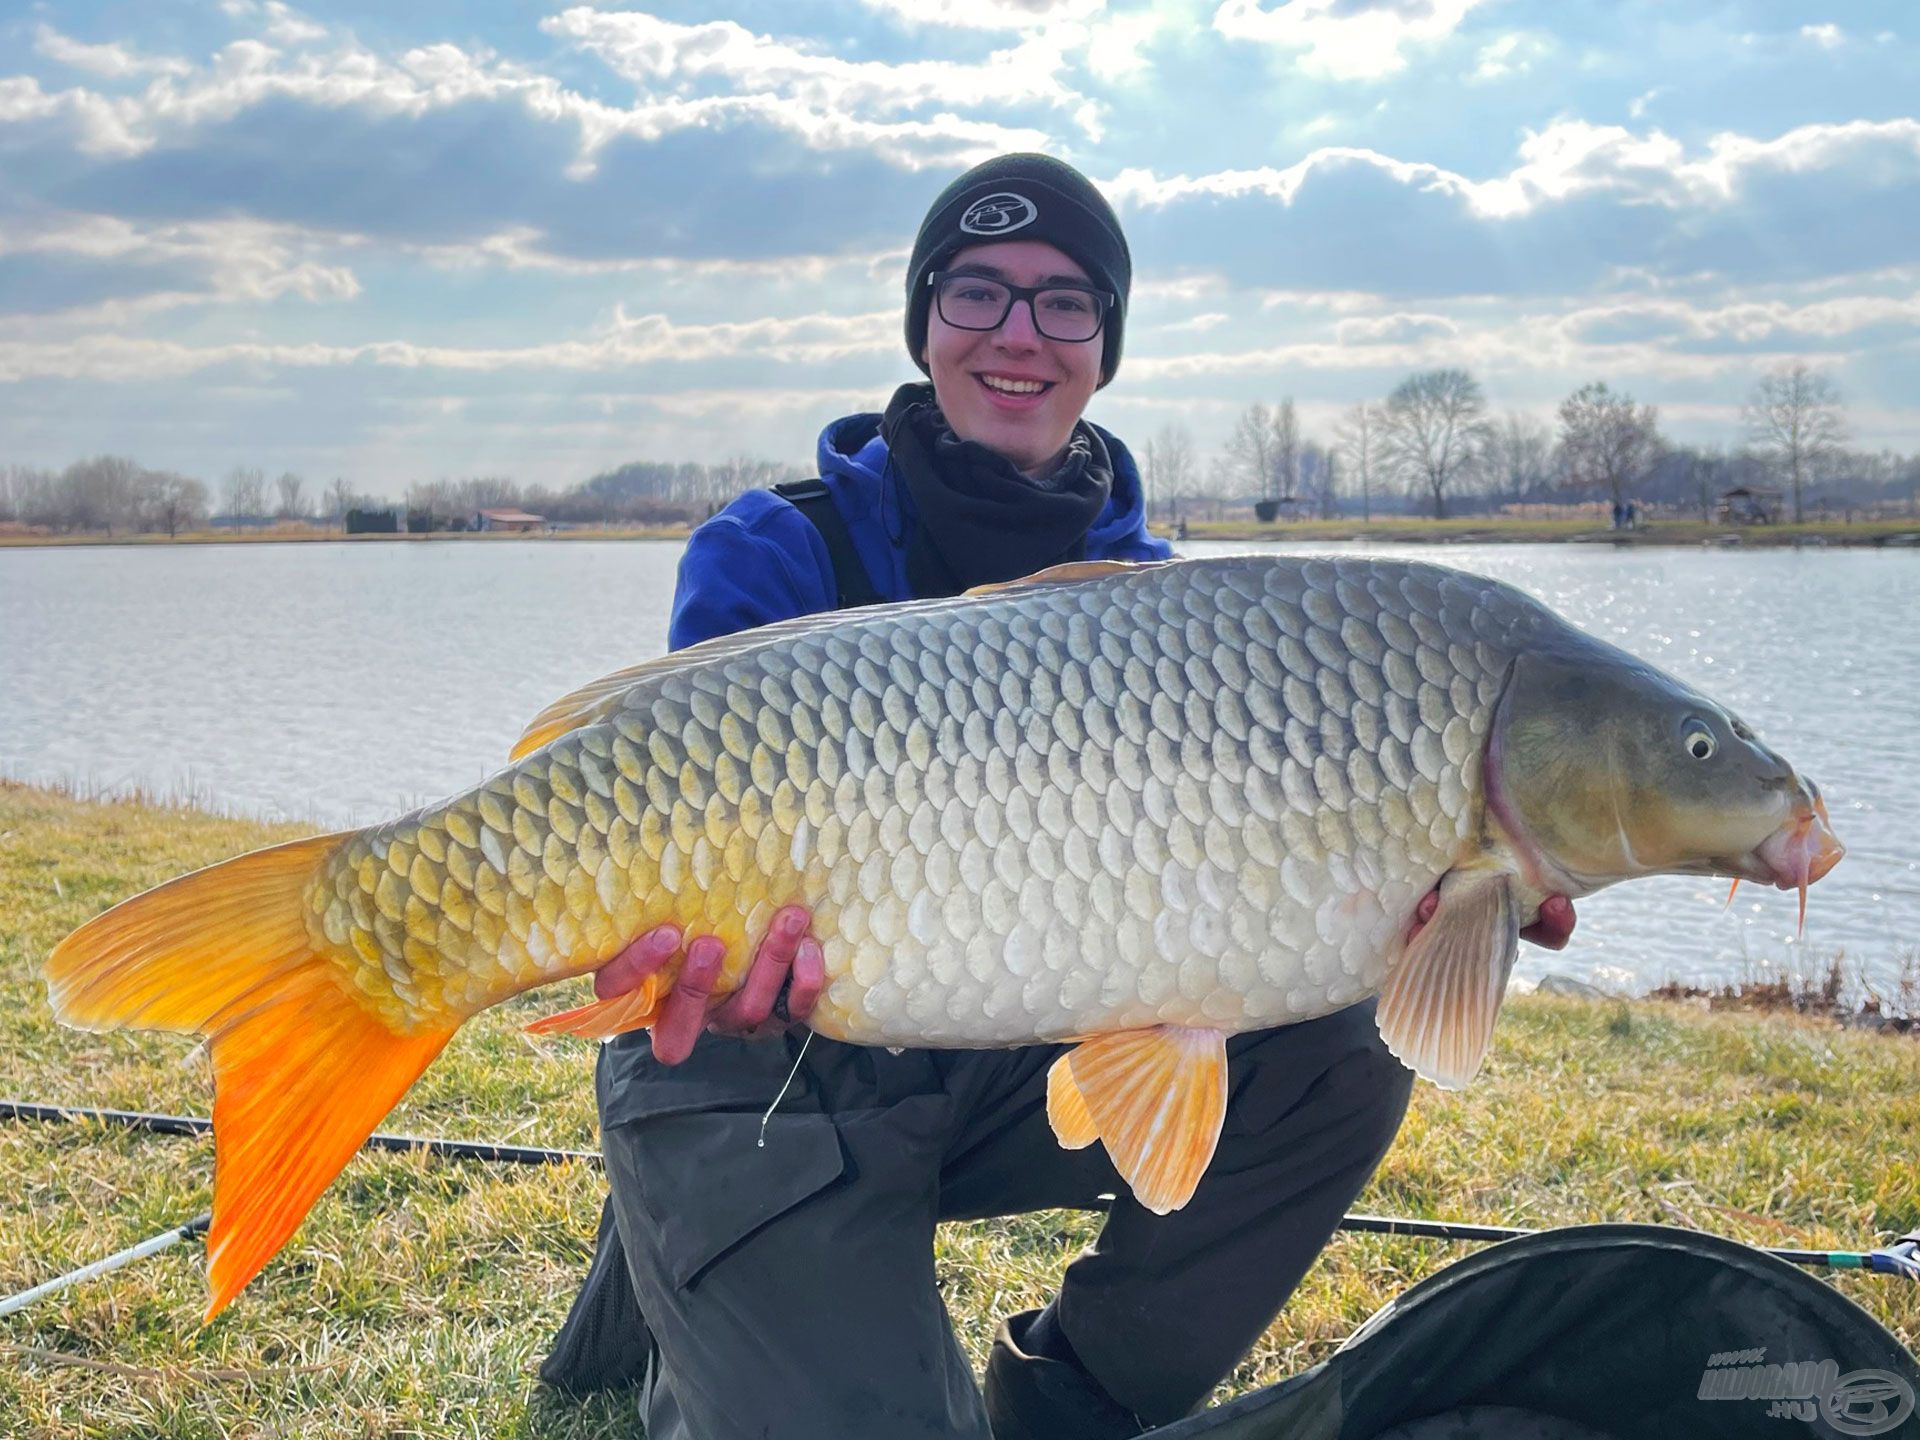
[904,153,1131,387]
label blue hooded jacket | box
[667,411,1172,651]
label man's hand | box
[1407,889,1577,950]
[594,905,823,1065]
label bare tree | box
[147,473,209,538]
[1744,362,1846,522]
[1225,403,1278,501]
[1557,382,1662,516]
[1333,402,1381,521]
[1315,448,1339,520]
[327,476,353,527]
[274,470,308,519]
[1486,413,1555,509]
[1288,440,1336,519]
[223,466,265,528]
[1143,423,1198,522]
[1675,446,1736,523]
[1273,399,1299,501]
[1378,369,1492,520]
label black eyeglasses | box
[928,271,1112,343]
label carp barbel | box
[46,555,1843,1318]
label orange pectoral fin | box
[1053,1026,1228,1215]
[524,973,666,1039]
[1375,868,1519,1091]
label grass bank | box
[0,524,693,548]
[1169,515,1920,547]
[2,782,1914,1437]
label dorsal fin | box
[964,558,1162,597]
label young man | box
[545,154,1417,1439]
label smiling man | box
[542,155,1424,1440]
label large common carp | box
[47,555,1842,1318]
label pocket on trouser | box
[599,1034,848,1291]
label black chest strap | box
[772,478,883,611]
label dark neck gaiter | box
[880,382,1113,598]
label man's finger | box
[708,907,808,1032]
[784,938,825,1022]
[650,935,727,1065]
[1520,894,1577,951]
[1406,888,1441,945]
[594,922,684,1000]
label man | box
[545,153,1572,1438]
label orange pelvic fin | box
[1725,878,1741,908]
[525,972,667,1039]
[45,833,456,1321]
[1046,1025,1228,1215]
[1044,1049,1100,1150]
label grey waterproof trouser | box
[581,1001,1412,1439]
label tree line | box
[5,362,1913,536]
[1143,361,1917,524]
[0,455,809,536]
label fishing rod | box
[1339,1212,1920,1278]
[5,1098,1916,1318]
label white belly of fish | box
[783,559,1506,1048]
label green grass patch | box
[2,781,1914,1435]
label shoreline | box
[5,517,1920,550]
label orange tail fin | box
[45,834,457,1321]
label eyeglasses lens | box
[936,278,1103,342]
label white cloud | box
[1335,311,1457,344]
[1106,116,1920,222]
[0,307,901,383]
[1211,0,1482,81]
[854,0,1107,29]
[33,24,192,79]
[1158,312,1231,332]
[1560,288,1920,347]
[1800,23,1844,50]
[0,29,1052,176]
[0,213,361,331]
[1083,8,1172,81]
[217,0,327,44]
[1471,32,1544,82]
[544,8,1089,123]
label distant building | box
[475,507,545,532]
[1718,486,1782,525]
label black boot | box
[985,1308,1147,1439]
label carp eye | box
[1682,722,1716,761]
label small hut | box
[476,507,545,533]
[1717,487,1782,525]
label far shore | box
[5,514,1920,551]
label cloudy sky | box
[3,0,1916,493]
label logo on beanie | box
[959,192,1038,236]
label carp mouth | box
[1728,792,1846,931]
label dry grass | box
[2,782,1915,1436]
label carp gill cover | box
[45,555,1844,1318]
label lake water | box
[3,538,1914,1000]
